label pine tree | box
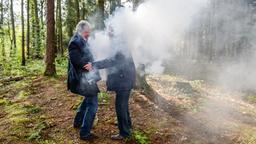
[56,0,63,55]
[44,0,56,76]
[21,0,26,65]
[10,0,16,54]
[27,0,30,58]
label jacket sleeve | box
[93,52,124,69]
[68,41,90,69]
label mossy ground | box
[1,59,255,144]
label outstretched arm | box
[92,52,125,69]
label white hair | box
[75,20,91,34]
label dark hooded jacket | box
[93,50,136,91]
[67,34,101,96]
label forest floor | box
[0,75,188,144]
[0,60,255,144]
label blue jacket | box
[67,34,100,96]
[93,51,136,91]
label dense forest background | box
[0,0,255,89]
[0,0,143,77]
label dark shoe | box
[111,134,125,140]
[80,133,98,141]
[73,123,81,129]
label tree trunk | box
[10,0,16,52]
[59,1,63,55]
[21,0,25,66]
[56,0,63,55]
[0,0,4,58]
[133,0,142,10]
[0,0,2,26]
[81,0,86,19]
[40,0,44,27]
[66,0,76,38]
[97,0,104,30]
[110,0,121,14]
[75,0,80,23]
[33,0,41,58]
[44,0,56,76]
[27,0,30,58]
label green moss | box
[6,104,27,116]
[125,130,149,144]
[23,104,41,114]
[129,130,149,144]
[0,98,11,106]
[246,95,256,103]
[4,104,30,124]
[17,90,31,100]
[27,122,47,141]
[28,131,41,141]
[98,92,110,103]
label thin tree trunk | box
[27,0,30,58]
[55,0,59,51]
[81,0,86,19]
[40,0,44,27]
[44,0,56,76]
[66,0,76,38]
[21,0,25,65]
[57,0,63,55]
[75,0,80,23]
[0,0,4,58]
[98,0,104,30]
[7,18,13,53]
[110,0,121,14]
[133,0,141,10]
[0,0,2,26]
[34,0,41,58]
[10,0,16,51]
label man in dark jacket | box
[67,20,100,140]
[85,34,136,140]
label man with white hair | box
[67,20,101,141]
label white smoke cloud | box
[89,0,208,74]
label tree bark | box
[21,0,25,66]
[133,0,142,10]
[56,0,63,55]
[75,0,80,23]
[33,0,41,58]
[27,0,30,58]
[44,0,56,76]
[97,0,104,30]
[66,0,76,38]
[0,0,4,58]
[81,0,86,19]
[110,0,121,14]
[0,0,2,25]
[10,0,16,51]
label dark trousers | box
[115,90,132,137]
[74,95,98,136]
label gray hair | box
[75,20,91,34]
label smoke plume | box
[89,0,208,74]
[89,0,256,91]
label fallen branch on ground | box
[0,76,24,83]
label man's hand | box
[84,63,92,71]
